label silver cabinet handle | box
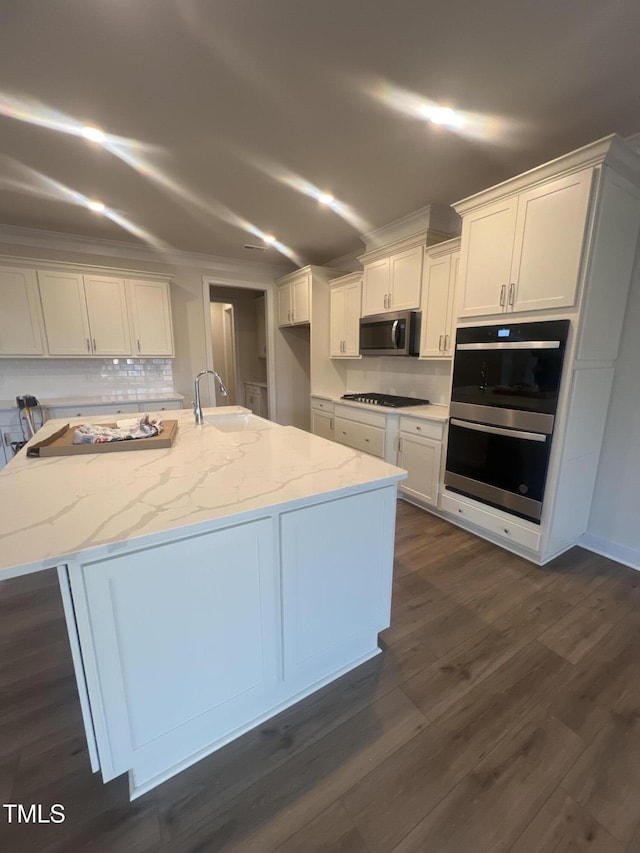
[439,334,443,351]
[92,338,96,352]
[499,284,507,307]
[137,338,141,352]
[330,418,334,429]
[86,338,91,353]
[444,334,450,351]
[508,283,516,306]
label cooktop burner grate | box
[341,393,430,408]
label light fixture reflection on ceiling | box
[318,192,334,206]
[86,199,105,213]
[263,234,276,244]
[81,126,106,143]
[421,106,464,129]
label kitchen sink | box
[204,411,275,432]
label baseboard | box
[578,532,640,572]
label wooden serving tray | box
[27,420,178,457]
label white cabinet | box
[458,169,594,318]
[73,518,278,782]
[127,279,174,356]
[396,416,445,507]
[38,271,131,356]
[329,273,361,357]
[334,410,385,458]
[277,272,310,327]
[0,267,45,356]
[419,239,460,358]
[361,242,423,316]
[311,397,335,441]
[244,382,268,418]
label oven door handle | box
[456,341,561,350]
[450,418,548,442]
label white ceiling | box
[1,0,639,268]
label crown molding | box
[0,223,291,280]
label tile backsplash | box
[0,358,175,401]
[345,358,452,404]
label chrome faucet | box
[194,369,228,424]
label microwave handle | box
[391,320,399,348]
[450,418,547,442]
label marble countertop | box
[313,394,449,422]
[0,392,184,410]
[0,407,405,580]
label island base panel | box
[65,485,397,797]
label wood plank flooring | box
[2,500,640,852]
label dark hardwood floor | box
[2,500,640,852]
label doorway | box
[210,302,238,405]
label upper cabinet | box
[0,267,45,356]
[38,271,131,356]
[277,270,311,327]
[0,263,174,358]
[329,272,361,358]
[359,237,425,316]
[127,279,174,356]
[419,239,461,359]
[456,168,595,318]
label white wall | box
[587,260,640,567]
[345,358,452,404]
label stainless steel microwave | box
[359,310,421,356]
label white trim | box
[579,532,640,572]
[0,223,290,278]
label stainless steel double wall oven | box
[445,320,570,523]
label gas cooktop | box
[341,393,430,408]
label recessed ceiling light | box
[423,106,464,128]
[263,234,276,244]
[81,126,106,143]
[318,192,334,206]
[87,200,105,213]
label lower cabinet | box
[335,416,385,458]
[244,382,268,418]
[312,409,334,441]
[396,416,445,506]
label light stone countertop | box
[0,407,405,580]
[313,394,449,422]
[0,392,184,411]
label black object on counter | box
[341,393,430,408]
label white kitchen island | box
[0,407,405,798]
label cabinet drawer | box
[334,417,385,458]
[138,401,182,413]
[334,403,386,429]
[46,403,140,419]
[399,416,444,441]
[439,491,541,551]
[311,397,335,414]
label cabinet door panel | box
[397,434,441,505]
[420,254,451,357]
[390,245,422,311]
[443,252,460,356]
[458,198,518,318]
[277,284,292,326]
[362,258,390,315]
[128,280,173,356]
[77,519,277,780]
[292,276,310,324]
[38,270,91,355]
[511,169,593,312]
[329,286,346,356]
[344,281,362,356]
[0,268,44,356]
[311,410,334,441]
[84,276,131,356]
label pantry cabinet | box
[419,239,460,358]
[0,267,45,356]
[127,279,174,356]
[329,273,361,357]
[457,168,594,318]
[360,238,424,316]
[277,271,310,327]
